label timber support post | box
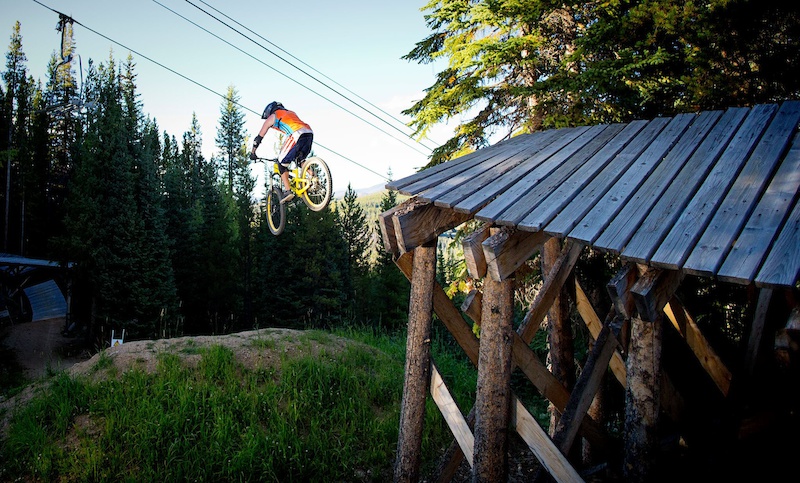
[472,239,515,482]
[623,268,682,482]
[394,240,437,482]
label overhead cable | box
[152,0,431,158]
[189,0,441,151]
[30,0,391,182]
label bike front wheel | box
[300,157,332,212]
[265,185,286,235]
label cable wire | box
[152,0,431,158]
[189,0,441,151]
[30,0,392,182]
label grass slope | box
[0,327,477,482]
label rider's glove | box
[249,152,258,161]
[252,135,263,149]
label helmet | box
[262,101,285,119]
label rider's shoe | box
[280,190,295,204]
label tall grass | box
[0,328,480,482]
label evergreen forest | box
[0,20,410,345]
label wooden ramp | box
[389,101,800,288]
[382,101,800,482]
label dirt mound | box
[0,328,351,439]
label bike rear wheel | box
[300,157,332,212]
[265,185,286,235]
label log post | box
[623,268,681,482]
[472,244,515,482]
[394,241,437,482]
[623,314,663,482]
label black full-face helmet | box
[262,101,285,119]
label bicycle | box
[256,156,332,235]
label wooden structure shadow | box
[380,101,800,482]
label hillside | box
[0,327,503,482]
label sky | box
[4,0,452,197]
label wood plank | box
[568,113,696,245]
[683,101,800,277]
[512,398,585,483]
[461,289,483,325]
[552,323,620,455]
[544,117,670,237]
[576,280,627,387]
[650,104,779,270]
[412,137,535,201]
[476,125,608,223]
[453,127,591,215]
[462,222,491,279]
[756,196,800,287]
[392,197,472,253]
[433,136,566,212]
[518,120,648,232]
[495,124,626,227]
[430,362,475,467]
[622,107,750,263]
[482,227,549,282]
[426,130,563,208]
[387,132,532,192]
[663,299,732,396]
[744,288,773,376]
[517,240,583,342]
[717,132,800,284]
[596,110,723,254]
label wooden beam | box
[392,197,472,254]
[552,323,621,455]
[482,226,548,281]
[631,268,684,322]
[744,287,773,377]
[461,289,483,326]
[518,240,583,342]
[513,398,585,483]
[511,332,610,449]
[463,222,491,279]
[378,203,403,258]
[394,243,437,483]
[607,264,638,319]
[430,362,474,466]
[664,298,732,396]
[576,280,627,388]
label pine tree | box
[406,0,800,164]
[214,85,255,330]
[2,21,29,253]
[367,182,409,330]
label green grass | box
[0,327,483,482]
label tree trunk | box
[623,316,663,482]
[472,269,514,482]
[394,242,437,482]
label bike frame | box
[269,161,312,198]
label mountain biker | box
[250,101,314,203]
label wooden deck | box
[389,101,800,289]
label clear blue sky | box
[4,0,449,196]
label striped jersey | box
[273,109,312,136]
